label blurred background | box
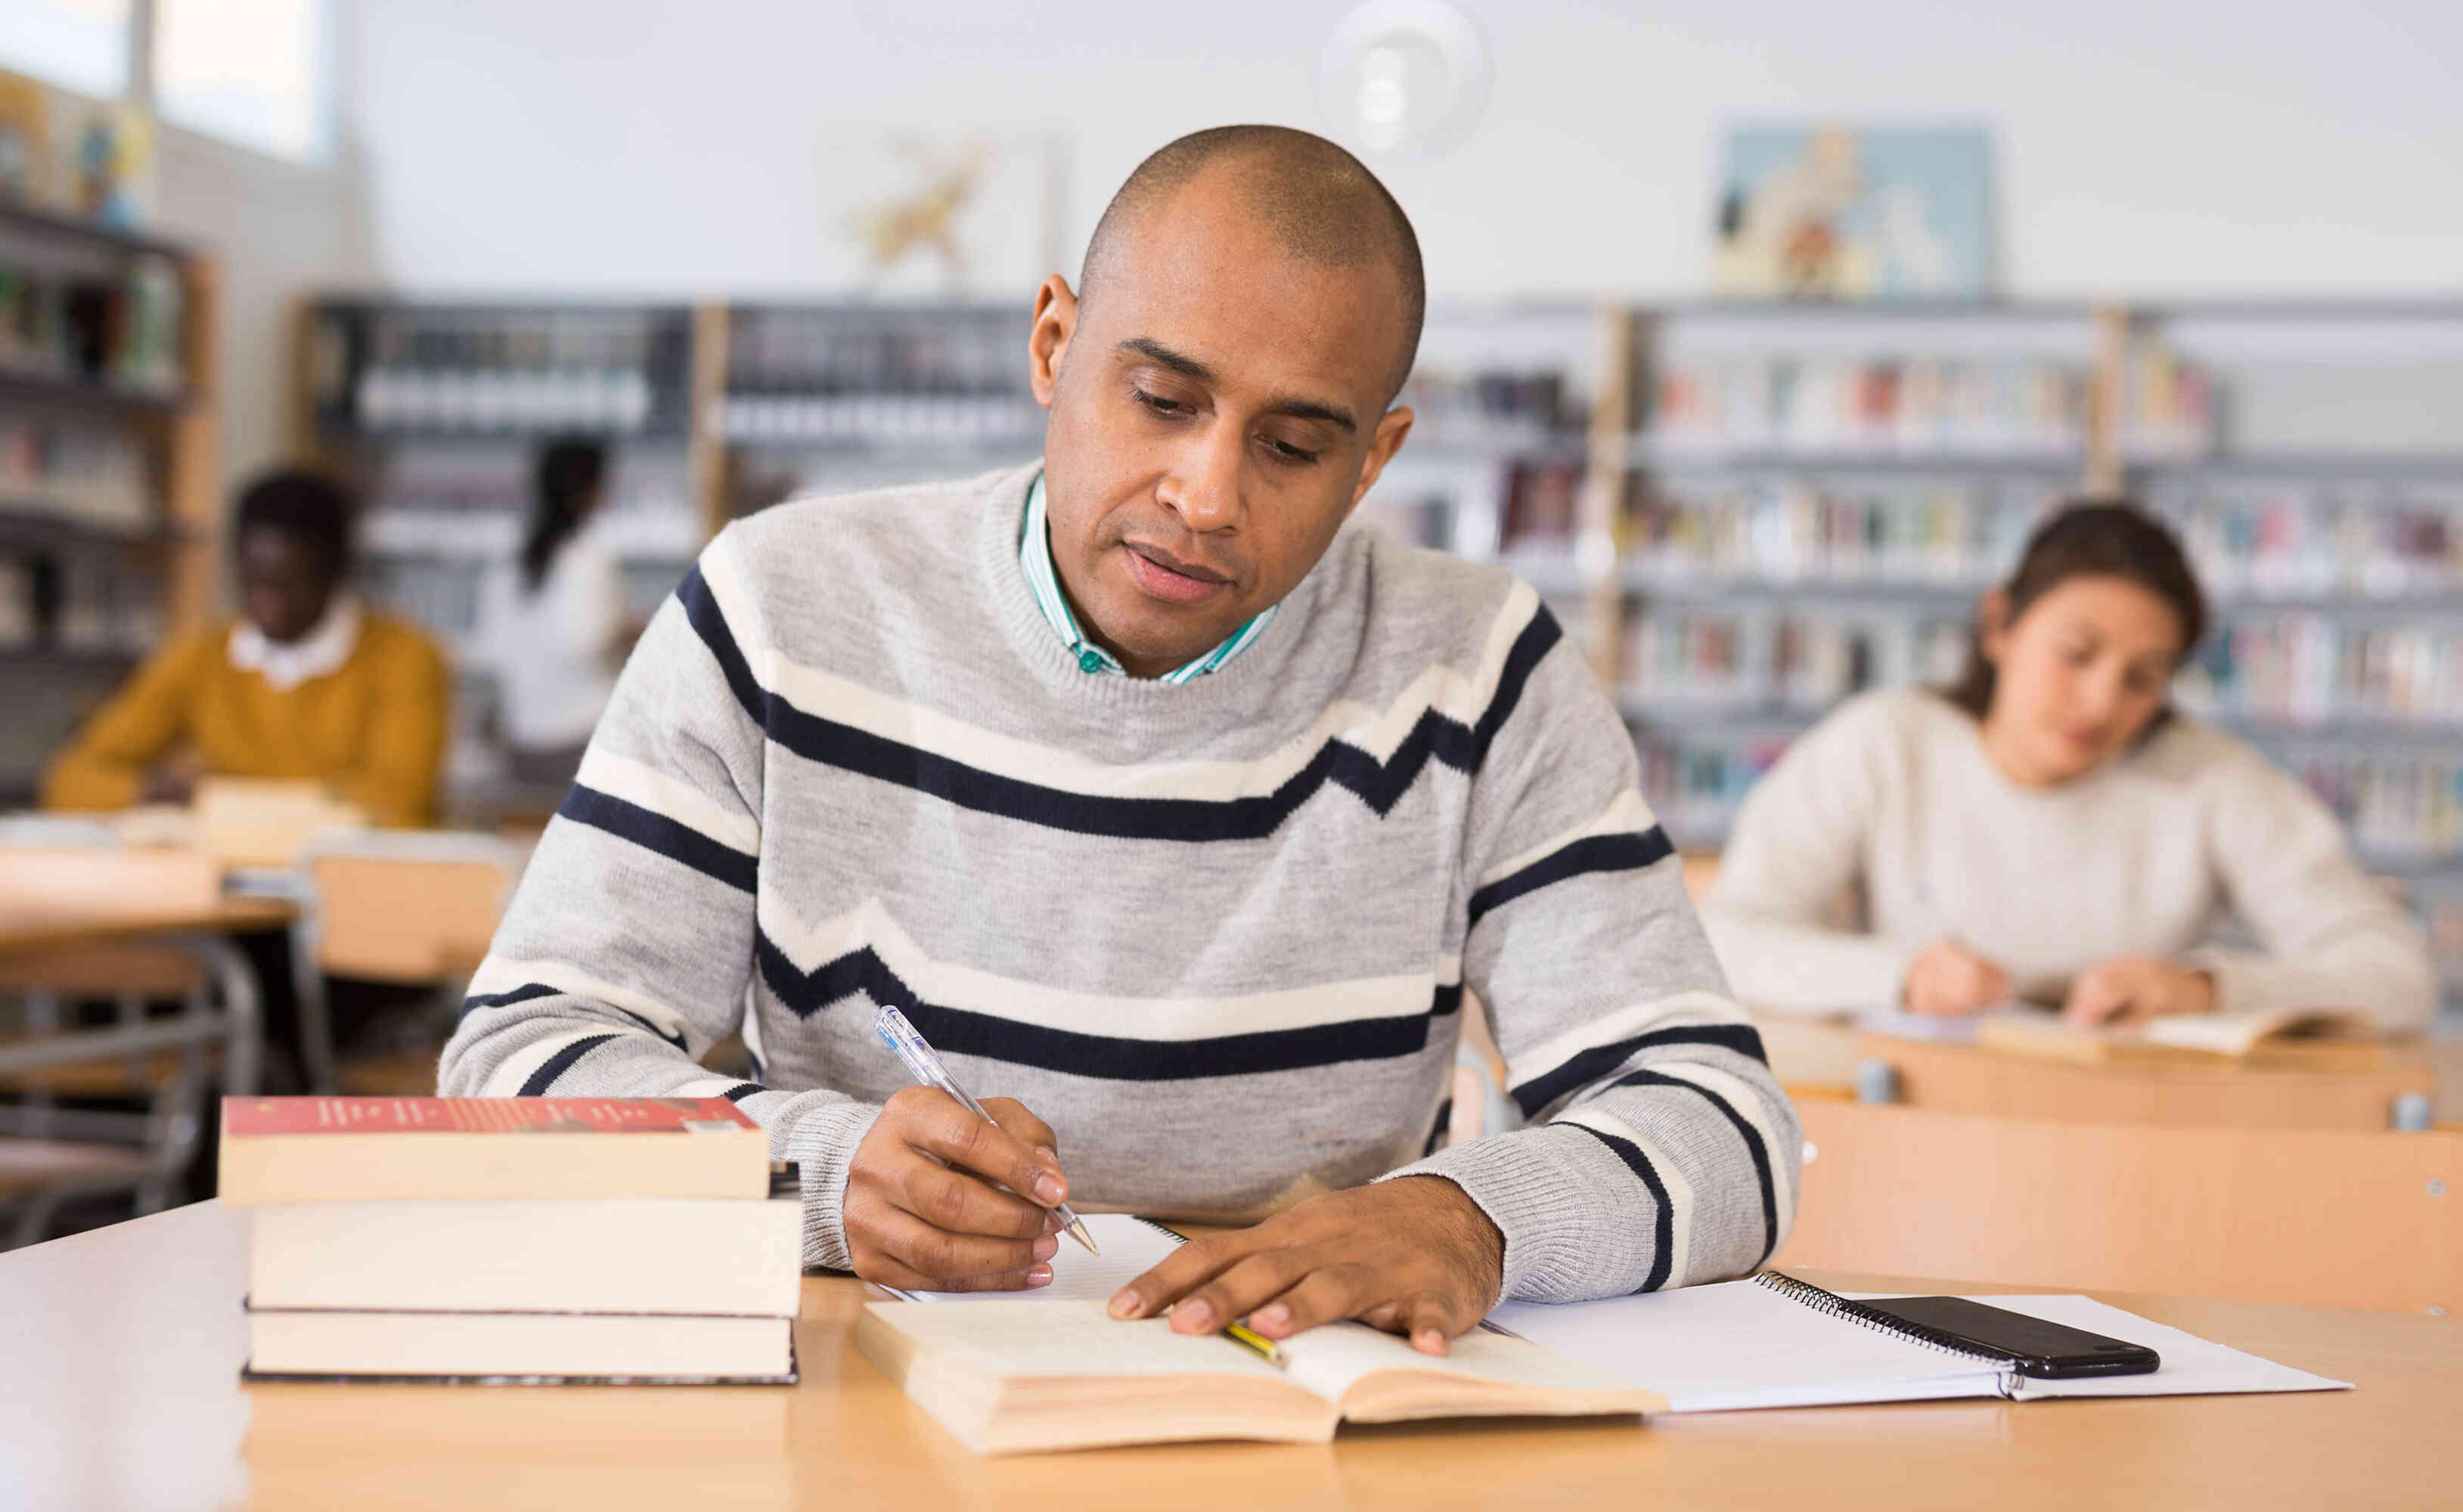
[0,1,2457,1239]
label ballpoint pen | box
[874,1004,1099,1256]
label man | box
[444,126,1797,1354]
[44,468,449,827]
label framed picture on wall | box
[1712,124,1996,301]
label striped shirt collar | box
[1019,472,1274,685]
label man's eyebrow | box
[1116,338,1215,384]
[1115,336,1357,434]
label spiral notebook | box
[1488,1272,2350,1413]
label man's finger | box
[1399,1294,1456,1356]
[871,1204,1058,1284]
[1108,1232,1264,1320]
[907,1092,1069,1209]
[860,1253,1054,1294]
[1243,1262,1372,1340]
[1167,1250,1324,1337]
[980,1096,1059,1159]
[892,1150,1053,1239]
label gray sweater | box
[442,462,1799,1301]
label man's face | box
[1028,172,1415,677]
[236,527,338,645]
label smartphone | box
[1858,1296,2161,1379]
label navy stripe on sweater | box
[1596,1067,1780,1266]
[558,782,758,894]
[1558,1121,1675,1292]
[675,564,1561,841]
[1466,826,1675,929]
[1509,1023,1770,1120]
[755,928,1465,1080]
[516,1033,621,1096]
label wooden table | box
[0,848,287,1100]
[2,1201,2455,1511]
[1855,1030,2440,1130]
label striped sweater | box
[441,461,1799,1301]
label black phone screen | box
[1859,1296,2162,1379]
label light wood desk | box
[0,848,293,958]
[0,847,287,1098]
[2,1201,2455,1510]
[1854,1030,2440,1130]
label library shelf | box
[0,508,182,552]
[0,646,142,671]
[0,200,193,262]
[0,369,188,418]
[1,203,216,801]
[1629,445,2086,476]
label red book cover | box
[224,1097,756,1138]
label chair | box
[0,935,260,1248]
[285,831,529,1093]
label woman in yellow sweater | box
[42,469,449,827]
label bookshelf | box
[296,299,704,808]
[709,301,1044,522]
[0,202,216,807]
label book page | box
[1282,1318,1646,1409]
[858,1300,1291,1384]
[883,1213,1185,1304]
[2139,1009,2368,1055]
[1488,1278,1999,1412]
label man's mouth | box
[1121,542,1231,606]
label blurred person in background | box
[1701,501,2435,1033]
[42,468,449,827]
[481,437,633,791]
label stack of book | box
[221,1096,802,1385]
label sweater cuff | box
[782,1100,883,1271]
[1380,1126,1604,1302]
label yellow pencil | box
[1222,1318,1289,1368]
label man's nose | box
[1157,424,1244,534]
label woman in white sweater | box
[1701,502,2437,1033]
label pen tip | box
[1068,1219,1099,1255]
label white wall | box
[335,0,2463,300]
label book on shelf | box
[217,1095,774,1204]
[1650,355,2095,455]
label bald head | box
[1081,125,1425,400]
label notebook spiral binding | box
[1751,1271,2021,1374]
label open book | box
[1857,1002,2381,1061]
[855,1300,1652,1454]
[1970,1004,2379,1062]
[858,1214,1646,1452]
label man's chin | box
[1093,612,1239,678]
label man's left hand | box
[1106,1176,1504,1356]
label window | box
[154,0,325,163]
[0,0,133,99]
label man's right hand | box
[842,1085,1070,1292]
[1902,940,2009,1017]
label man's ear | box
[1345,406,1416,516]
[1028,275,1078,409]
